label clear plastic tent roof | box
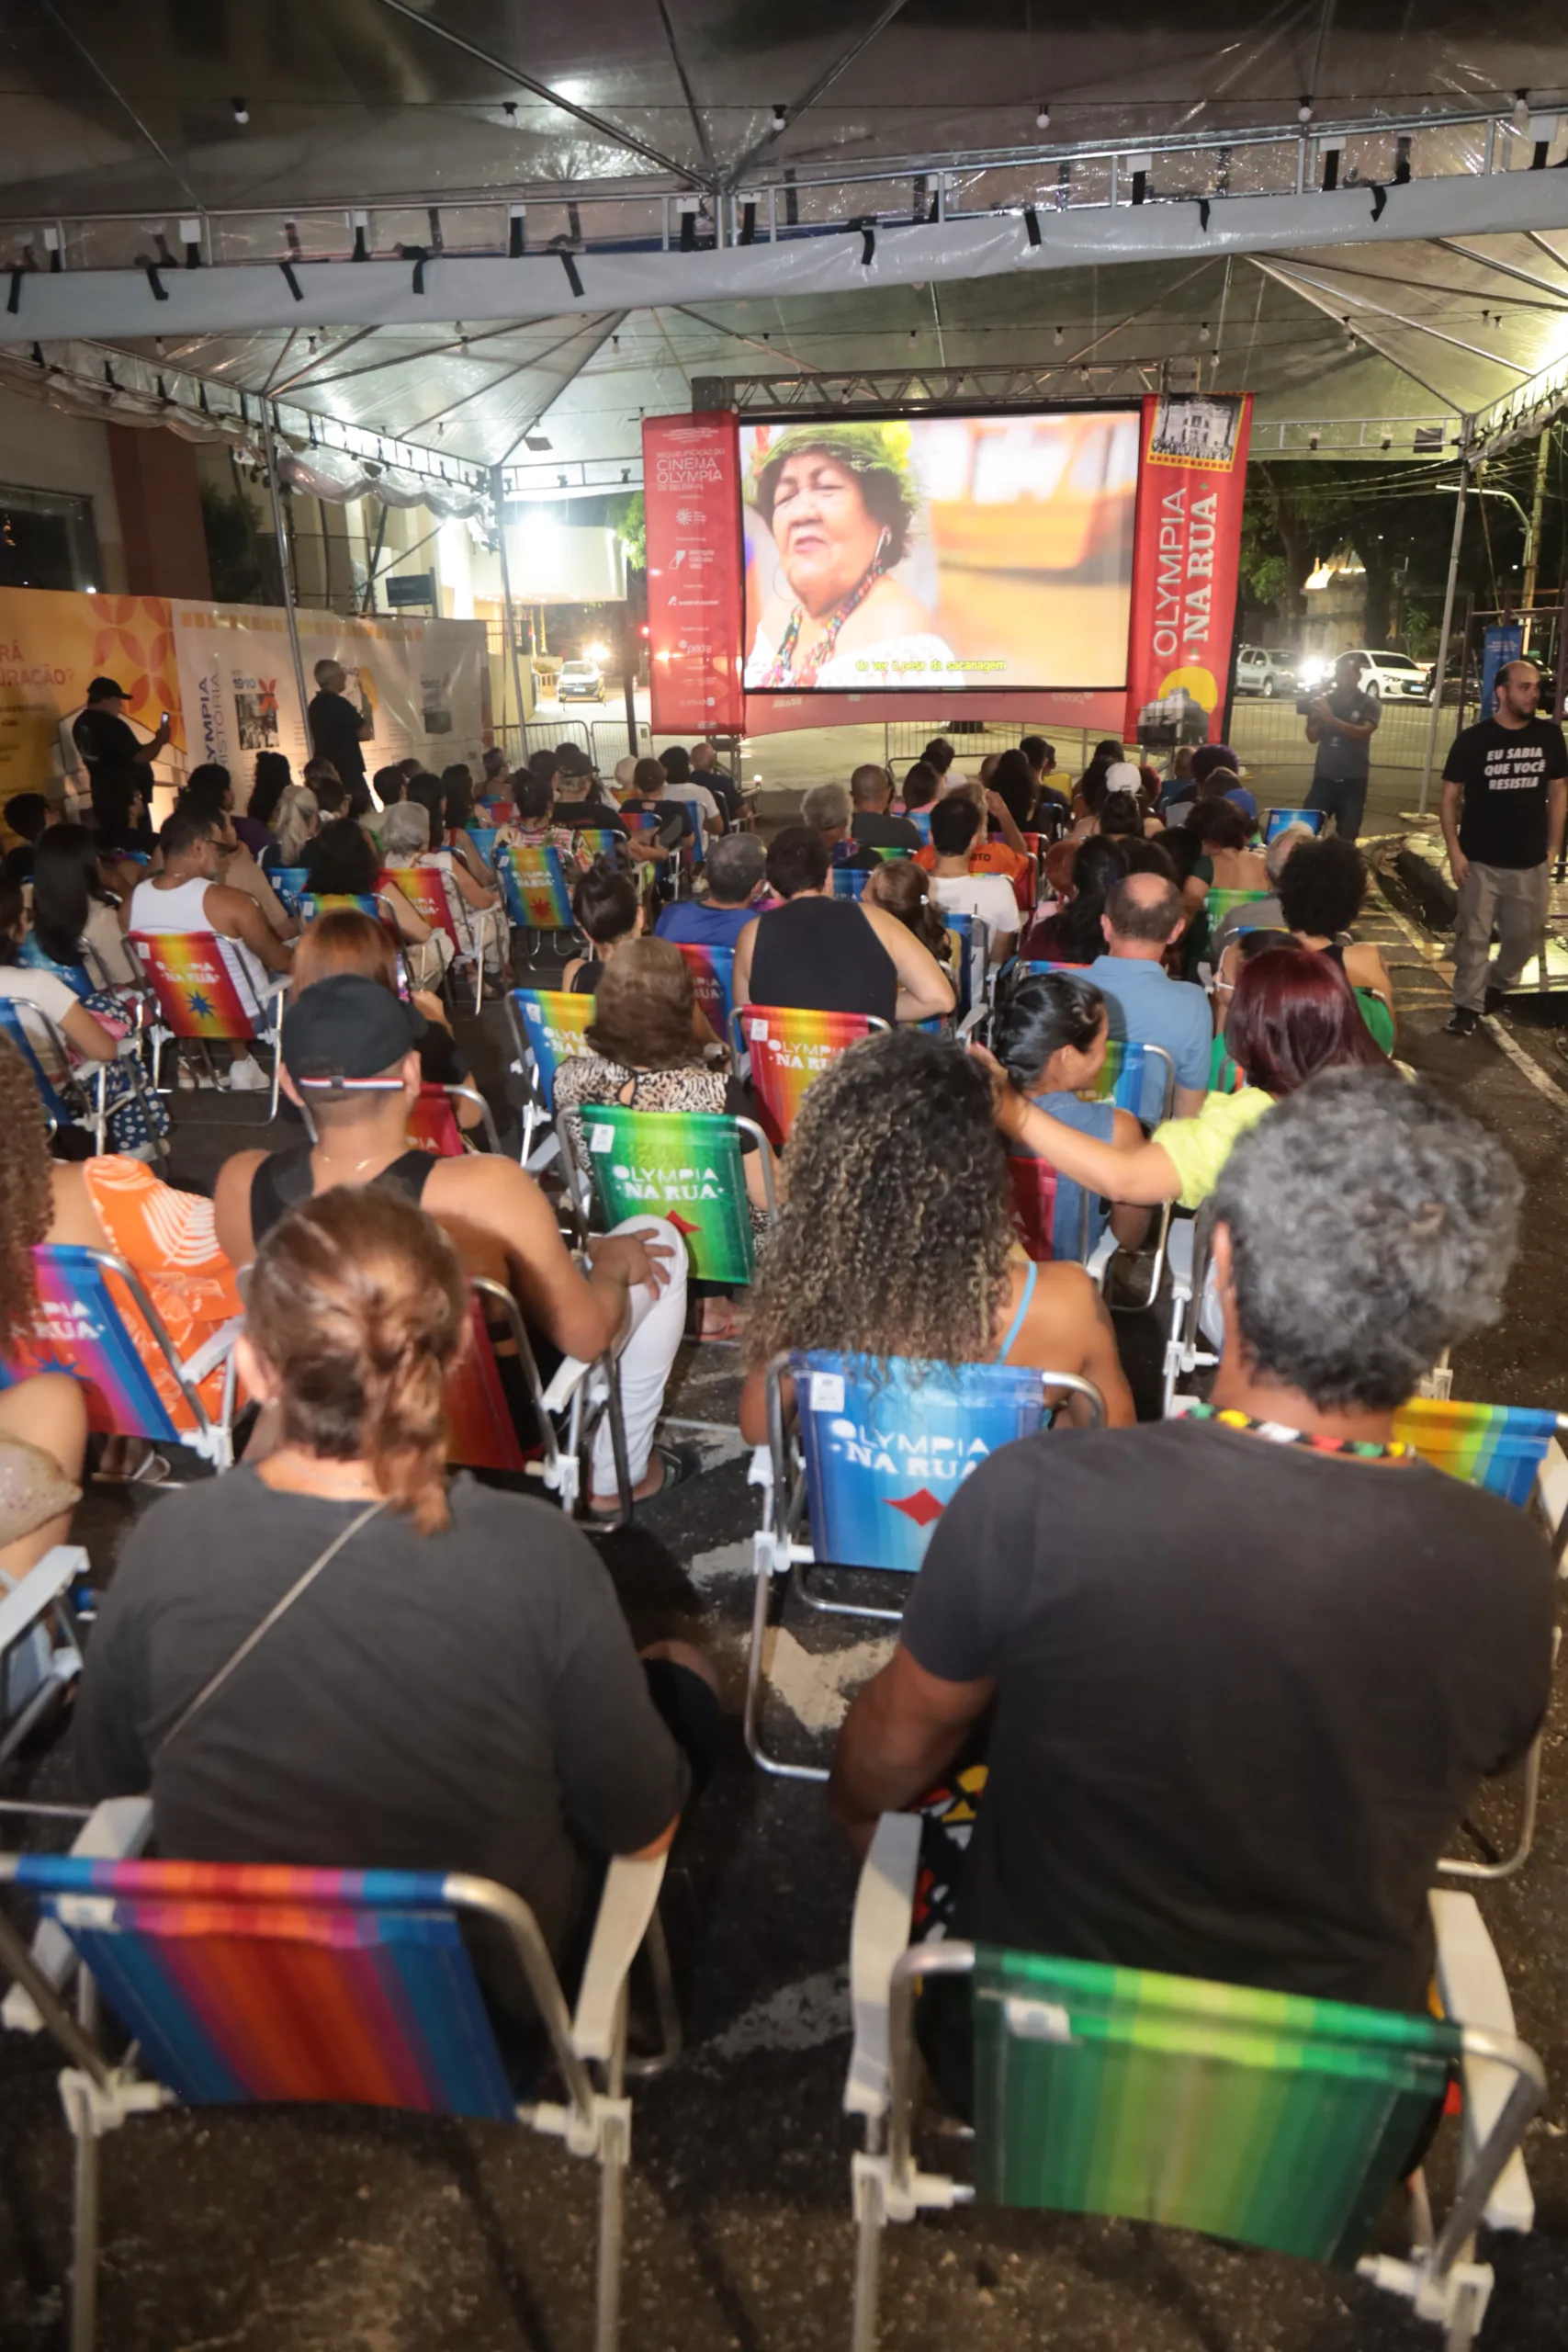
[1,3,1566,474]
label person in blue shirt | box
[992,973,1152,1263]
[1081,870,1212,1122]
[655,832,768,951]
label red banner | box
[1123,393,1252,748]
[642,413,744,733]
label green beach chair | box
[845,1814,1543,2352]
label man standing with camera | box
[1440,657,1567,1037]
[1303,650,1381,842]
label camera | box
[1294,694,1319,717]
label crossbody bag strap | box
[154,1497,388,1762]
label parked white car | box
[1338,648,1431,703]
[1234,644,1297,697]
[558,657,605,703]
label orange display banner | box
[0,590,180,824]
[1122,393,1253,749]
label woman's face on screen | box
[769,453,884,616]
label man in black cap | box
[551,742,627,836]
[72,676,165,844]
[213,976,691,1513]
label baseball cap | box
[281,975,420,1092]
[87,676,128,701]
[555,744,596,780]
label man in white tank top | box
[129,805,294,1090]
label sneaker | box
[1444,1007,1481,1038]
[1483,986,1509,1017]
[225,1056,270,1092]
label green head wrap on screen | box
[749,421,920,566]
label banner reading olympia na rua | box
[1122,393,1253,751]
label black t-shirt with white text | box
[1443,716,1568,869]
[903,1420,1552,2018]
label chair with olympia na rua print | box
[745,1351,1104,1781]
[844,1812,1543,2352]
[499,842,577,950]
[506,987,597,1170]
[672,941,735,1035]
[0,1808,678,2352]
[128,932,285,1117]
[729,1005,889,1148]
[559,1105,777,1288]
[0,1243,240,1469]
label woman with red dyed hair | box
[975,944,1386,1211]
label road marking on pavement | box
[1374,886,1568,1118]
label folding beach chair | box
[939,910,987,1032]
[406,1082,502,1158]
[506,986,598,1168]
[830,865,872,901]
[0,1813,677,2352]
[844,1813,1542,2352]
[729,1005,888,1148]
[465,824,500,869]
[446,1279,633,1521]
[300,889,390,925]
[1265,807,1327,842]
[746,1350,1104,1781]
[558,1104,777,1288]
[265,864,310,916]
[0,1000,112,1155]
[128,931,286,1118]
[499,841,577,953]
[380,865,505,1014]
[0,1543,87,1767]
[673,941,736,1035]
[0,1242,241,1470]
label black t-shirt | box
[1311,686,1381,785]
[72,705,141,801]
[749,894,898,1023]
[1443,717,1568,870]
[903,1419,1553,2015]
[74,1468,688,1971]
[852,809,923,854]
[557,799,628,840]
[621,794,690,849]
[306,689,368,786]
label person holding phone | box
[71,675,164,848]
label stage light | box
[1054,324,1065,346]
[231,96,249,125]
[1036,102,1051,130]
[1514,89,1530,128]
[771,104,787,131]
[1297,96,1313,123]
[503,100,517,122]
[1199,321,1211,343]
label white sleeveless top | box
[129,875,270,1012]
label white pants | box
[589,1215,688,1490]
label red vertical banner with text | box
[1123,393,1253,748]
[643,412,744,734]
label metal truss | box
[691,362,1160,414]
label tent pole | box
[1418,417,1473,818]
[262,404,312,759]
[491,465,528,763]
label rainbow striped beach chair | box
[446,1279,634,1521]
[506,986,598,1168]
[745,1351,1103,1781]
[830,864,871,901]
[500,840,577,936]
[0,1242,241,1468]
[730,1005,888,1148]
[128,931,286,1117]
[844,1812,1542,2352]
[0,1822,677,2352]
[672,940,736,1033]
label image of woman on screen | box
[743,422,957,690]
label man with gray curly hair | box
[832,1064,1553,2107]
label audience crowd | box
[0,705,1561,2298]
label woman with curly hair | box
[0,1030,242,1460]
[738,1027,1134,1440]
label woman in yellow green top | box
[976,944,1389,1211]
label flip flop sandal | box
[587,1442,701,1522]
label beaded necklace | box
[1186,1399,1414,1463]
[759,561,886,689]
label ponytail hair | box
[246,1188,468,1534]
